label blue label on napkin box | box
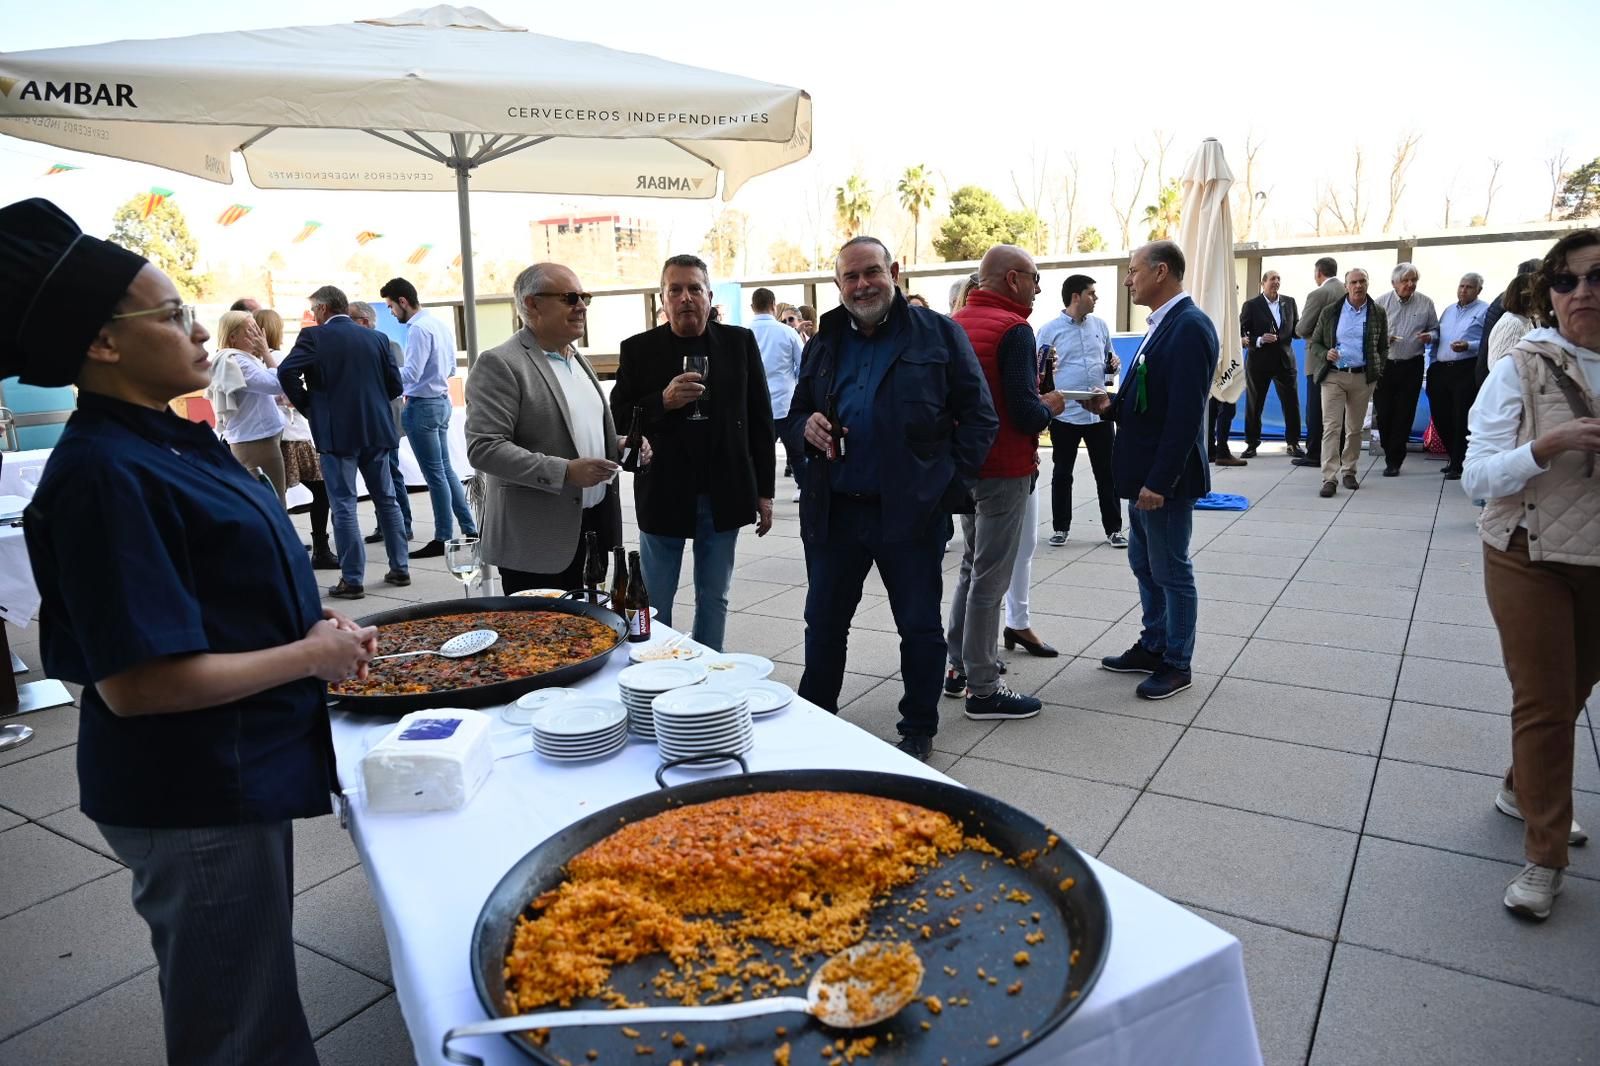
[399,718,462,741]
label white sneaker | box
[1107,531,1129,548]
[1048,532,1068,546]
[791,489,802,503]
[1504,863,1564,920]
[1495,788,1587,846]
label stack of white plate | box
[651,686,755,768]
[704,678,794,718]
[530,698,628,762]
[617,660,710,739]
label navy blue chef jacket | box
[23,393,336,827]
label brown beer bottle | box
[608,545,627,613]
[825,392,847,460]
[619,405,644,473]
[582,530,604,602]
[625,550,651,642]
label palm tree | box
[1142,178,1182,240]
[896,165,936,264]
[835,173,873,241]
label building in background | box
[530,214,661,286]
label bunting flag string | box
[451,253,462,268]
[292,221,322,244]
[44,163,80,176]
[355,231,383,246]
[141,186,174,218]
[406,243,433,265]
[216,204,253,227]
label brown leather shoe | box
[1320,481,1337,498]
[1343,474,1360,490]
[1214,455,1248,467]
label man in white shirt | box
[749,287,805,502]
[1374,263,1440,476]
[381,277,478,558]
[1036,274,1124,548]
[1429,272,1489,479]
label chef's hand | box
[303,617,377,682]
[803,411,842,457]
[661,372,705,411]
[756,498,773,536]
[567,457,620,487]
[1135,487,1165,511]
[1083,392,1112,415]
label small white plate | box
[628,641,702,664]
[652,688,744,718]
[502,687,582,726]
[508,588,568,598]
[712,679,793,717]
[531,699,626,737]
[618,661,711,692]
[700,653,774,682]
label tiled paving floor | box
[2,442,1598,1065]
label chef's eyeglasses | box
[110,302,197,333]
[1550,268,1600,295]
[535,291,594,307]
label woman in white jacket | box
[208,309,287,502]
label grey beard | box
[845,294,891,327]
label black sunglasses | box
[535,291,594,306]
[1550,268,1600,295]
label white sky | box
[2,0,1596,279]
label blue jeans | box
[402,395,475,542]
[1125,497,1198,672]
[800,495,945,738]
[320,449,409,583]
[385,446,413,538]
[638,495,739,651]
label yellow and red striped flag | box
[142,186,174,218]
[292,221,322,244]
[216,204,252,227]
[406,244,432,265]
[45,163,80,176]
[355,231,383,246]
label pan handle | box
[654,752,749,789]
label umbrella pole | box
[451,143,479,367]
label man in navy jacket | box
[279,285,410,598]
[1086,241,1218,700]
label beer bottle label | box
[631,608,651,640]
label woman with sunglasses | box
[2,198,376,1063]
[1464,227,1600,920]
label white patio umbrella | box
[0,5,813,358]
[1175,138,1243,404]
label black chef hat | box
[0,198,148,387]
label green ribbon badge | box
[1134,359,1149,414]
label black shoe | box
[364,528,384,544]
[1240,446,1259,459]
[411,540,446,559]
[1214,454,1248,467]
[996,659,1008,675]
[1003,627,1059,657]
[1383,465,1400,477]
[943,669,967,698]
[1292,456,1320,468]
[310,538,340,570]
[1287,443,1306,459]
[1343,474,1360,491]
[1100,642,1165,674]
[963,683,1042,721]
[895,735,933,761]
[327,579,365,599]
[1444,469,1462,481]
[383,570,410,586]
[1137,667,1193,700]
[1320,480,1337,497]
[783,462,793,478]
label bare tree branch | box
[1151,130,1176,190]
[1109,147,1149,251]
[1325,150,1367,235]
[1480,158,1503,226]
[1046,152,1081,255]
[1546,148,1571,221]
[1382,132,1422,234]
[1234,132,1264,241]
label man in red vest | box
[947,245,1067,719]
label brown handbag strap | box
[1536,352,1595,477]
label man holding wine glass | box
[465,262,633,594]
[610,254,775,652]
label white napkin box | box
[361,708,493,813]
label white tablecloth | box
[328,635,1263,1066]
[0,526,39,631]
[0,448,51,498]
[285,406,473,510]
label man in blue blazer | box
[279,285,409,599]
[1085,241,1218,700]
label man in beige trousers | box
[1307,268,1389,497]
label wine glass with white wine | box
[445,537,481,599]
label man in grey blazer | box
[1293,256,1345,468]
[466,263,630,593]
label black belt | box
[1329,365,1366,373]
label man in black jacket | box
[609,255,774,651]
[1239,269,1304,459]
[784,236,997,760]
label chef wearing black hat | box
[4,198,377,1066]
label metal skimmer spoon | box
[369,629,499,662]
[441,942,924,1065]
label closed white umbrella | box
[0,5,813,357]
[1175,138,1243,404]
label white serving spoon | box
[441,942,923,1065]
[369,629,499,662]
